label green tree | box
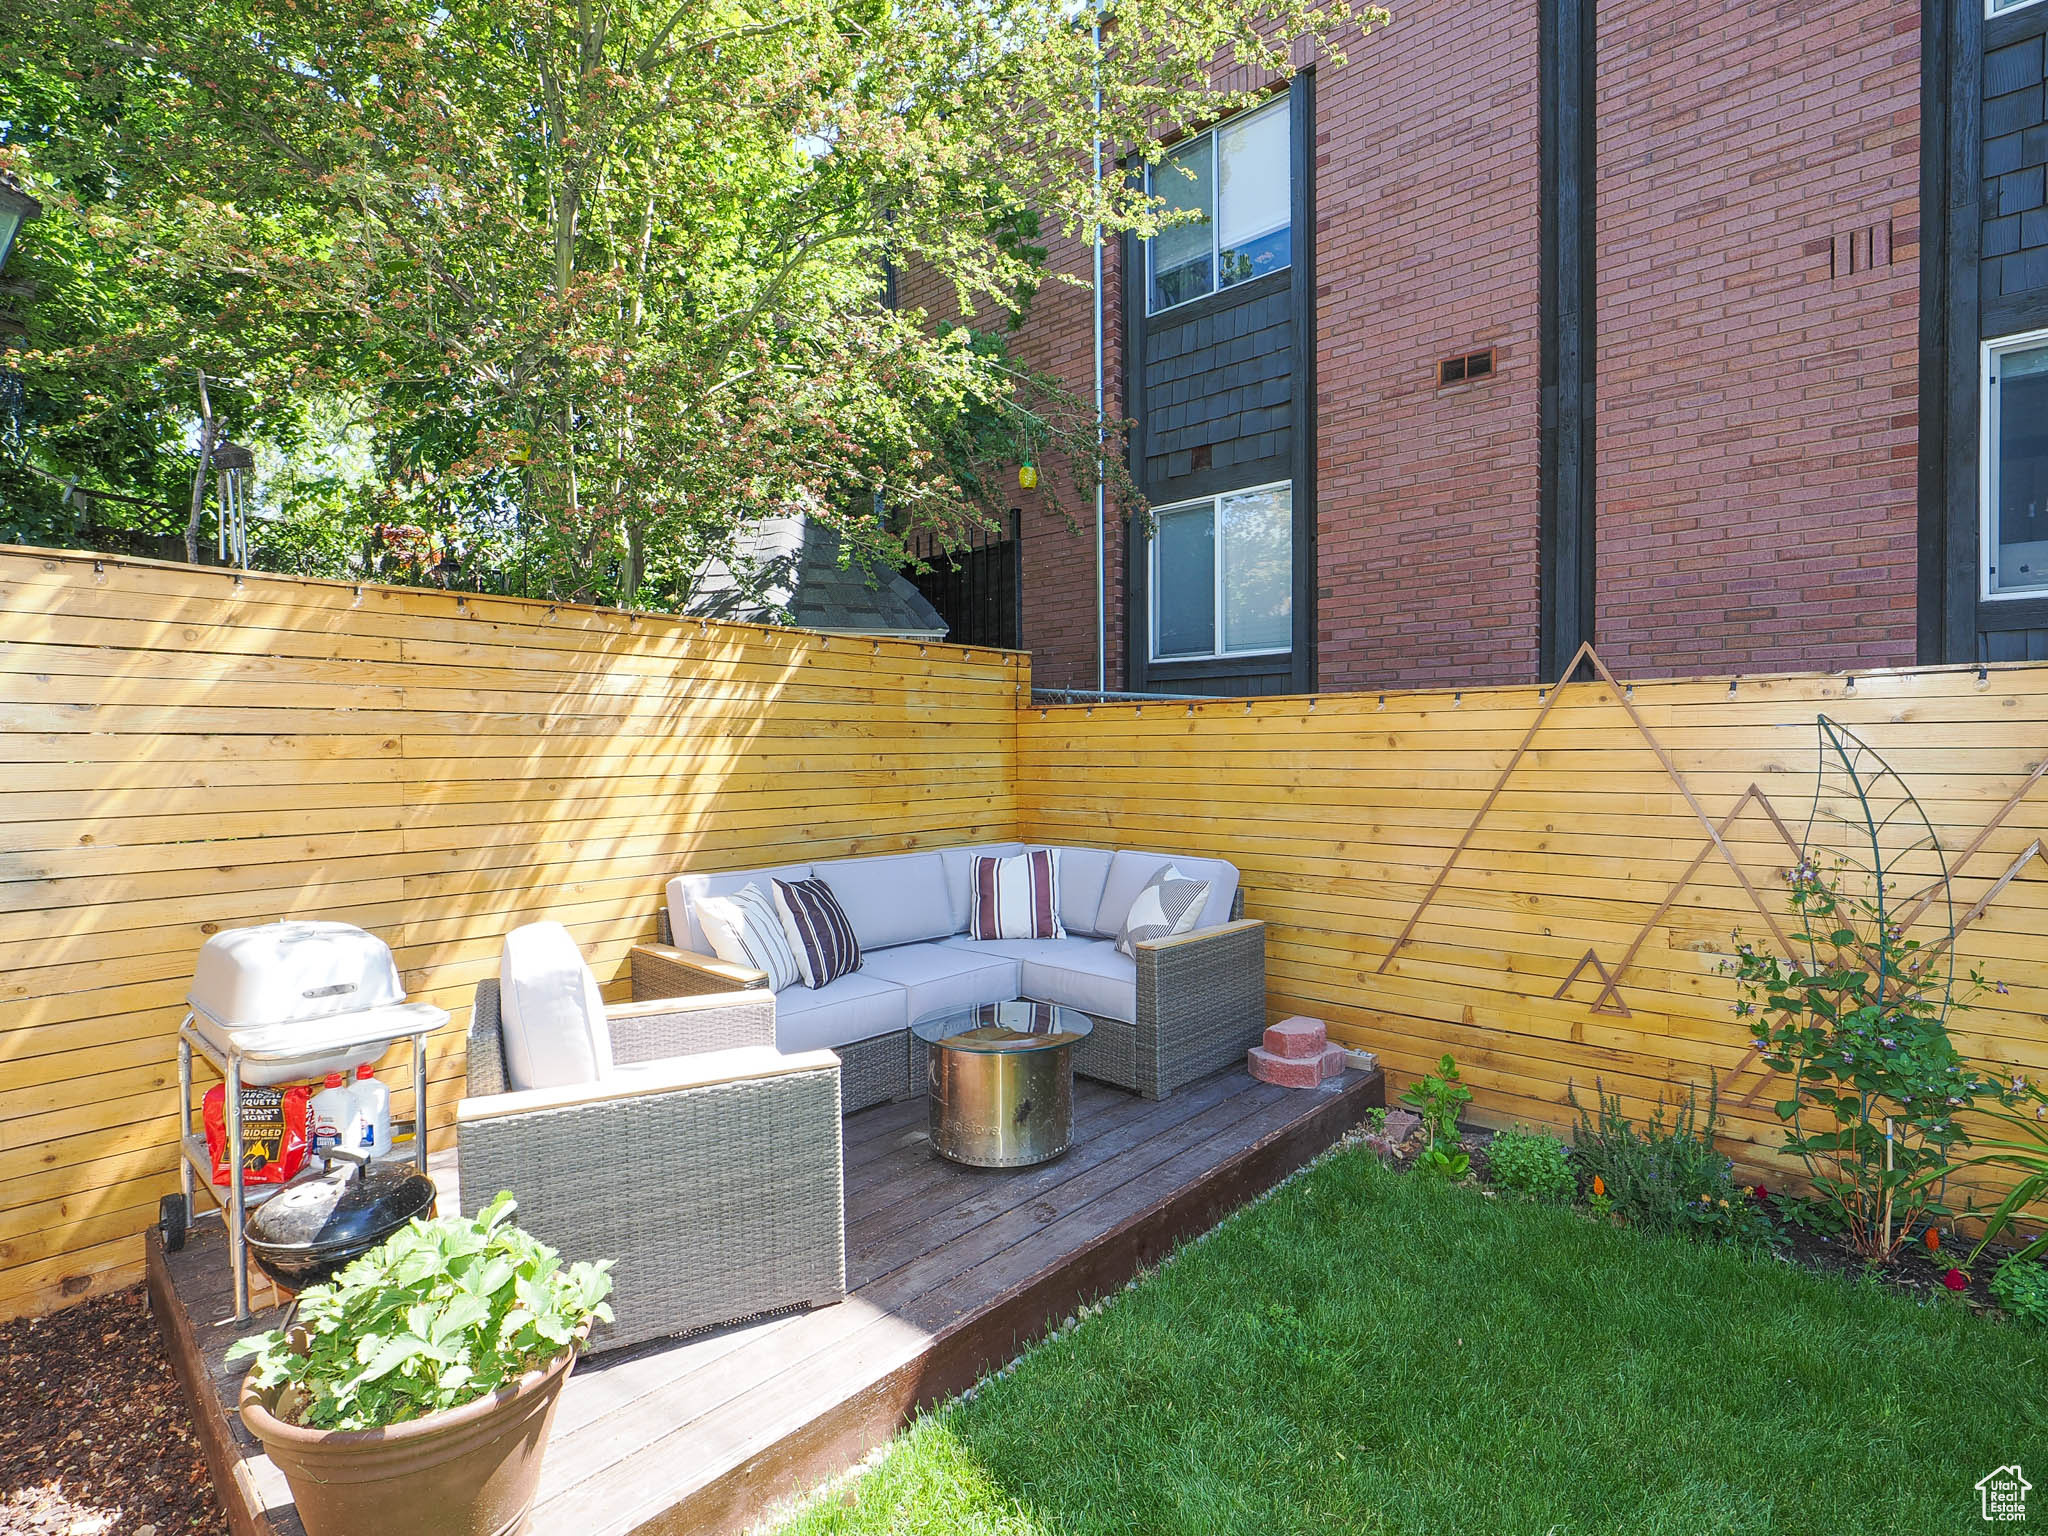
[24,0,1370,602]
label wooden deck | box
[152,1065,1382,1536]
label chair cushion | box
[1051,846,1115,937]
[860,941,1021,1025]
[693,881,801,991]
[1019,939,1138,1026]
[669,864,812,955]
[772,971,911,1055]
[1097,850,1239,935]
[1114,865,1211,957]
[938,842,1027,933]
[968,848,1065,940]
[774,877,863,988]
[812,852,954,951]
[497,922,614,1091]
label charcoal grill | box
[170,921,447,1320]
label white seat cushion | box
[1097,850,1239,935]
[860,941,1021,1025]
[938,842,1027,933]
[497,922,614,1091]
[1018,939,1137,1025]
[1049,847,1115,937]
[669,865,812,955]
[772,971,911,1055]
[813,853,954,951]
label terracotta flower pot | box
[237,1344,578,1536]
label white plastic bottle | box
[309,1072,356,1169]
[352,1063,393,1159]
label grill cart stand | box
[172,1006,444,1320]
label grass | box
[777,1146,2046,1536]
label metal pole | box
[1092,13,1106,694]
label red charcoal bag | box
[201,1083,310,1186]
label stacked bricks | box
[1248,1016,1347,1088]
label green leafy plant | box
[1486,1126,1574,1204]
[1569,1082,1775,1246]
[228,1192,613,1432]
[1399,1055,1472,1180]
[1364,1106,1388,1134]
[1965,1094,2048,1268]
[1730,860,2017,1263]
[1991,1257,2048,1327]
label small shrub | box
[1364,1106,1388,1134]
[1991,1258,2048,1327]
[1400,1055,1473,1177]
[1486,1125,1574,1204]
[1569,1081,1776,1247]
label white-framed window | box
[1145,97,1292,315]
[1149,481,1293,661]
[1982,328,2048,601]
[1990,0,2045,16]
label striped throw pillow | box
[773,877,862,988]
[1114,864,1211,957]
[969,848,1065,941]
[693,882,801,992]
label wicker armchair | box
[632,890,1267,1106]
[459,980,846,1353]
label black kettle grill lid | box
[245,1160,436,1253]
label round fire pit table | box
[911,1000,1094,1168]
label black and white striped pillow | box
[773,877,863,988]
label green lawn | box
[778,1145,2045,1536]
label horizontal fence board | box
[0,550,1021,1320]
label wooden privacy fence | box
[0,549,1024,1322]
[1019,656,2048,1180]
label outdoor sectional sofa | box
[629,842,1267,1110]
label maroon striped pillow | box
[772,877,862,988]
[969,849,1065,941]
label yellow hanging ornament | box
[1018,460,1038,490]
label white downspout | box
[1092,14,1107,693]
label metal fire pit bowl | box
[910,1000,1094,1168]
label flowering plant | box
[1730,861,2016,1263]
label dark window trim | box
[1538,0,1597,682]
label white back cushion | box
[1050,846,1115,936]
[938,842,1027,932]
[1096,850,1240,936]
[812,853,954,950]
[498,922,613,1091]
[669,864,812,955]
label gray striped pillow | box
[773,877,862,989]
[693,882,801,991]
[1114,865,1212,957]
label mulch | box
[0,1287,226,1536]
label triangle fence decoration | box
[1550,948,1634,1016]
[1375,642,1801,984]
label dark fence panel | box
[902,508,1021,649]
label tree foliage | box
[14,0,1370,603]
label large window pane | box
[1153,503,1216,658]
[1990,340,2048,597]
[1148,139,1214,312]
[1217,100,1291,290]
[1220,485,1292,652]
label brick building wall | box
[1310,0,1543,691]
[930,0,1928,691]
[1592,0,1922,677]
[895,227,1126,693]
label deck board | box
[152,1065,1381,1536]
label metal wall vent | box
[1438,348,1497,388]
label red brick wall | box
[1310,2,1543,691]
[1592,0,1922,677]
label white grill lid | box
[190,920,406,1028]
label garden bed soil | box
[0,1286,226,1536]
